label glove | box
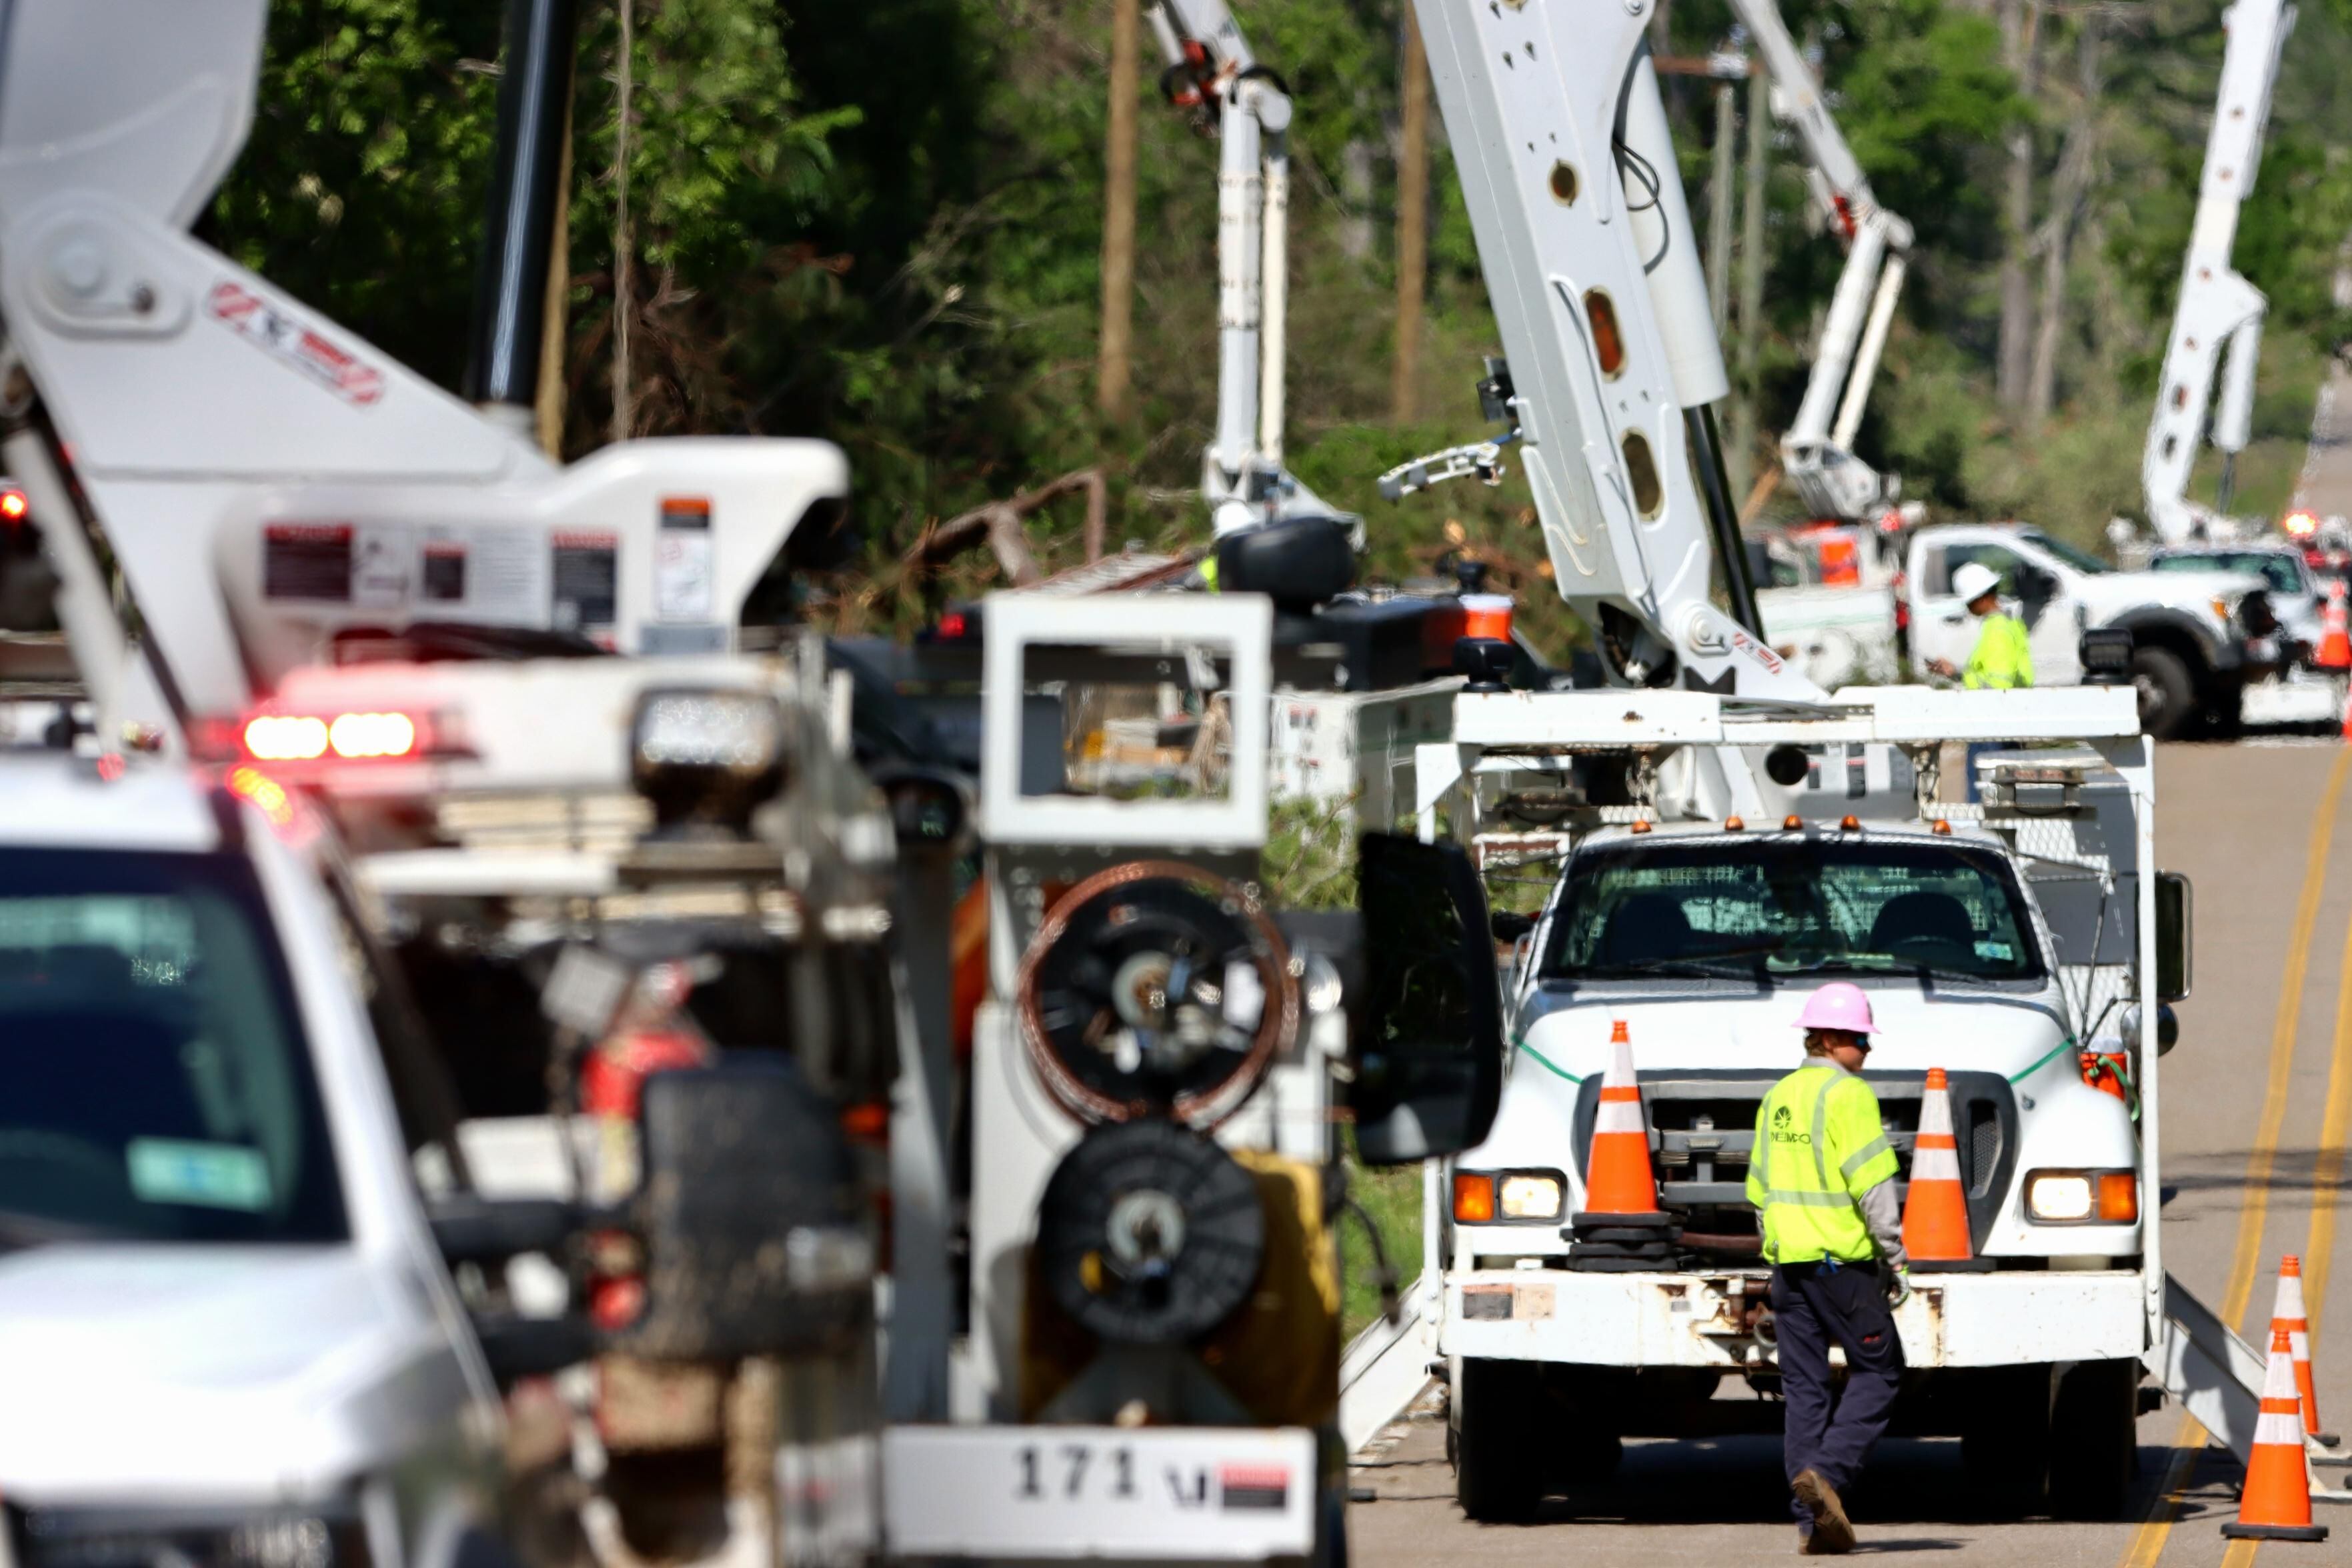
[1885,1266,1912,1309]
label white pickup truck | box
[1408,685,2195,1523]
[0,751,517,1568]
[1908,524,2275,737]
[1757,523,2274,737]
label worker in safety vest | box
[1925,560,2033,689]
[1747,983,1909,1555]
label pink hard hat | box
[1795,981,1875,1036]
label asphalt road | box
[1348,739,2352,1565]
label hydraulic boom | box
[1731,0,1913,525]
[1148,0,1344,534]
[1401,0,1810,703]
[2143,0,2295,543]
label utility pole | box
[1392,8,1430,425]
[611,0,635,445]
[465,0,581,445]
[1708,79,1736,329]
[1730,62,1769,499]
[1098,0,1140,422]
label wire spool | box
[1016,860,1298,1129]
[1036,1119,1266,1345]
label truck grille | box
[1568,1069,2019,1253]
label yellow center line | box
[2116,747,2352,1568]
[2303,901,2352,1343]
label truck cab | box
[1906,523,2272,735]
[0,751,512,1568]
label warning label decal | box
[207,281,385,407]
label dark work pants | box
[1772,1259,1905,1527]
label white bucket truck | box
[1414,683,2185,1519]
[1336,0,2329,1519]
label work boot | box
[1792,1469,1855,1554]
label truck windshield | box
[2153,551,2305,595]
[1540,839,2044,984]
[0,849,346,1247]
[2021,532,2112,575]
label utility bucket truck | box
[0,1,926,1561]
[1413,683,2189,1518]
[1338,0,2340,1515]
[880,592,1505,1568]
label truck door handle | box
[1939,613,1965,625]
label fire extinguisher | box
[578,959,712,1331]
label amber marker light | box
[1452,1173,1497,1224]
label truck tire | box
[2131,646,2195,739]
[1961,1364,2051,1504]
[2047,1359,2138,1520]
[1453,1358,1543,1521]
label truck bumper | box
[1442,1267,2144,1369]
[881,1425,1318,1563]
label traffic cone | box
[2272,1256,2337,1446]
[2220,1326,2329,1541]
[2319,580,2351,671]
[1578,1021,1659,1217]
[1903,1068,1989,1271]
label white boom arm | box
[2143,0,2295,543]
[1404,0,1820,705]
[0,0,846,738]
[1147,0,1343,534]
[1732,0,1913,523]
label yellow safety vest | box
[1963,611,2033,690]
[1745,1062,1901,1264]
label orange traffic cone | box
[2319,580,2352,671]
[1903,1068,1990,1271]
[2221,1326,2329,1541]
[1578,1021,1659,1217]
[2273,1256,2337,1446]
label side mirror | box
[613,1058,876,1361]
[2121,1002,2181,1057]
[1348,834,1504,1165]
[872,763,975,859]
[2156,871,2192,1003]
[1490,910,1536,943]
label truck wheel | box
[1453,1359,1544,1522]
[2047,1359,2138,1520]
[2131,647,2195,739]
[1961,1365,2051,1504]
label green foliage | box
[209,0,499,389]
[1262,797,1358,910]
[210,0,2352,621]
[1339,1151,1421,1341]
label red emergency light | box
[2287,509,2320,537]
[0,489,27,523]
[243,709,420,762]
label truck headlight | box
[1498,1171,1565,1221]
[1452,1169,1564,1223]
[2023,1168,2138,1224]
[19,1509,371,1568]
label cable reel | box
[1015,860,1298,1130]
[1036,1118,1266,1345]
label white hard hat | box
[1952,561,2002,604]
